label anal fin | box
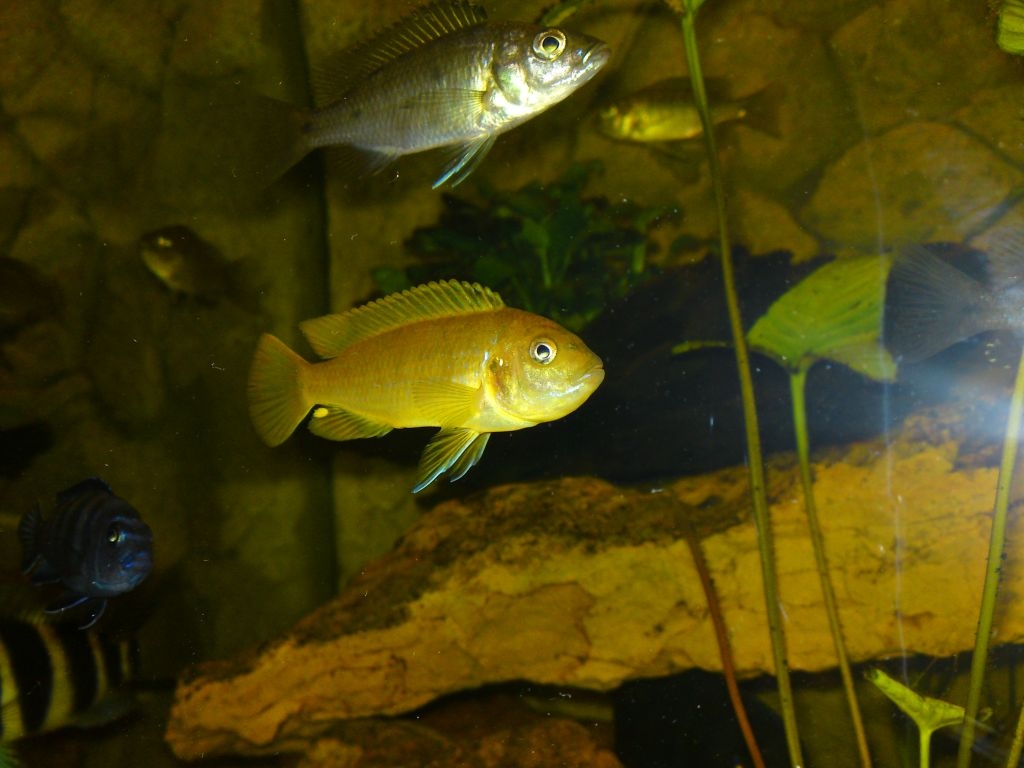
[308,406,393,442]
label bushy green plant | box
[373,161,677,331]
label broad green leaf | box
[747,255,897,381]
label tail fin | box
[884,244,989,363]
[740,83,784,139]
[154,82,311,204]
[248,334,313,446]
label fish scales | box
[308,27,499,152]
[305,311,516,429]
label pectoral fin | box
[434,134,497,188]
[308,406,393,442]
[412,380,480,427]
[414,428,490,492]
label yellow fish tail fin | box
[248,334,312,446]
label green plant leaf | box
[746,255,897,381]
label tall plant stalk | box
[685,525,767,768]
[679,2,804,764]
[791,366,872,767]
[956,345,1024,767]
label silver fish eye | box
[530,338,557,364]
[532,29,567,61]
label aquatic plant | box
[675,0,800,764]
[372,161,675,332]
[747,254,895,768]
[869,668,966,768]
[996,0,1024,54]
[957,343,1024,767]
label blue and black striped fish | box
[18,479,153,629]
[0,617,136,754]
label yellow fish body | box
[248,280,604,491]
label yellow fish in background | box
[248,281,604,492]
[597,78,782,144]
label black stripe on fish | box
[0,621,53,735]
[0,619,134,743]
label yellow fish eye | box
[530,338,557,364]
[532,29,567,60]
[107,523,122,545]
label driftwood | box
[166,405,1011,760]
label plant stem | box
[1005,691,1024,768]
[957,345,1024,768]
[920,729,931,768]
[685,523,767,768]
[679,2,804,765]
[791,366,872,768]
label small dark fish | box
[257,1,610,188]
[18,478,153,628]
[0,616,136,750]
[139,225,233,301]
[884,242,1024,363]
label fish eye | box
[106,523,122,545]
[532,29,567,60]
[530,338,557,364]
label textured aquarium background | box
[2,0,1024,766]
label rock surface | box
[167,403,1009,760]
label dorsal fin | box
[300,280,505,358]
[311,2,489,107]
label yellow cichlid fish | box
[248,280,604,491]
[597,78,781,144]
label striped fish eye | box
[106,523,122,545]
[532,29,567,61]
[530,338,557,364]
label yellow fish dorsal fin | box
[300,280,505,359]
[311,2,488,106]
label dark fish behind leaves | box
[260,1,610,188]
[0,617,136,747]
[19,478,153,628]
[884,242,1024,363]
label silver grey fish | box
[270,1,610,188]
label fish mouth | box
[579,365,605,388]
[582,42,611,71]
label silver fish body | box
[301,3,610,186]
